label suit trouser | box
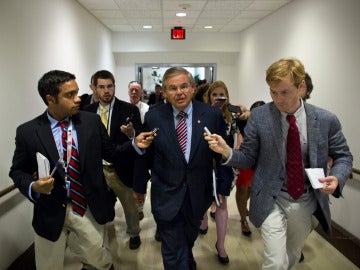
[34,203,112,270]
[157,191,200,270]
[260,190,316,270]
[103,166,140,236]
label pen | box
[50,159,61,177]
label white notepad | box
[305,168,325,189]
[212,170,220,207]
[36,152,50,178]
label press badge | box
[65,179,71,197]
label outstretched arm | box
[204,133,232,160]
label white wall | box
[0,0,115,268]
[235,0,360,238]
[113,52,238,101]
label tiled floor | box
[64,186,359,270]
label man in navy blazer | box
[84,70,143,249]
[206,58,353,269]
[9,70,152,270]
[133,67,233,270]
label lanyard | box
[58,119,73,176]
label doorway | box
[135,63,216,102]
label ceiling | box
[76,0,293,33]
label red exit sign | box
[171,27,185,40]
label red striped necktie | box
[176,111,187,155]
[286,115,304,200]
[59,121,87,216]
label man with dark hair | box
[84,70,143,250]
[9,70,153,270]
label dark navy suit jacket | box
[84,98,142,187]
[9,111,138,241]
[133,100,233,222]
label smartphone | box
[125,114,134,125]
[203,126,212,136]
[227,104,242,114]
[151,127,159,136]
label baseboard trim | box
[332,221,360,248]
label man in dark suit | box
[79,72,99,109]
[205,58,353,269]
[9,70,153,270]
[147,83,163,105]
[133,67,233,270]
[84,70,143,249]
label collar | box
[172,101,193,118]
[280,98,305,119]
[47,111,69,128]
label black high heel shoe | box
[215,242,229,264]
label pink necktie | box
[176,111,187,155]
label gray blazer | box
[227,102,352,234]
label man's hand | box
[133,192,145,204]
[319,176,339,195]
[120,121,135,139]
[135,131,155,149]
[204,133,232,160]
[32,176,54,194]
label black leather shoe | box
[155,228,161,242]
[299,251,304,262]
[129,235,141,249]
[215,243,229,264]
[189,258,197,270]
[199,227,208,235]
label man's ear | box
[46,94,56,105]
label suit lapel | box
[72,113,87,171]
[305,104,319,168]
[269,104,286,168]
[160,103,187,162]
[35,112,65,176]
[189,102,205,163]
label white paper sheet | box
[36,152,50,178]
[305,168,325,189]
[212,170,220,207]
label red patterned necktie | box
[286,115,304,200]
[59,121,87,216]
[176,111,187,155]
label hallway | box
[64,185,359,270]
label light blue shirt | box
[29,112,79,200]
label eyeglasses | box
[167,83,191,92]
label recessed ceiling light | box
[204,26,213,29]
[143,25,152,29]
[176,12,187,17]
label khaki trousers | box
[103,166,140,236]
[35,203,112,270]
